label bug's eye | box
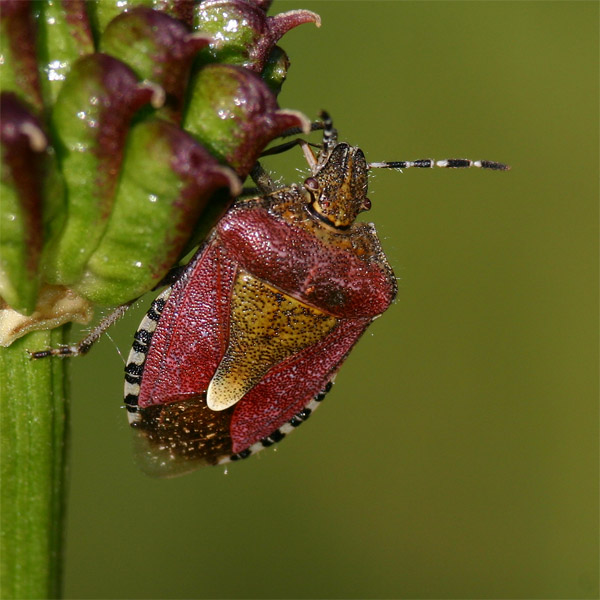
[304,177,319,192]
[361,197,372,212]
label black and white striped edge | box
[123,288,172,425]
[224,380,335,465]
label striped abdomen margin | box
[123,288,172,423]
[227,380,334,463]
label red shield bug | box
[32,112,508,476]
[120,112,509,475]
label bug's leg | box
[260,137,302,158]
[250,144,318,192]
[29,303,133,359]
[250,161,279,194]
[255,111,337,185]
[369,158,511,171]
[261,110,336,166]
[259,137,321,159]
[277,119,325,139]
[254,139,320,187]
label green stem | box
[1,327,69,599]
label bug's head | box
[304,142,371,229]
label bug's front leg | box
[249,161,279,195]
[29,303,132,359]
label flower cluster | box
[0,0,319,344]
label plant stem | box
[1,327,69,599]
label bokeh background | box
[64,2,598,598]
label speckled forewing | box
[135,239,234,409]
[217,202,397,318]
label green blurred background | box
[64,2,598,598]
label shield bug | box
[32,112,508,475]
[121,112,509,476]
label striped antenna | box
[369,158,510,171]
[317,110,338,166]
[319,111,337,151]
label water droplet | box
[224,19,239,33]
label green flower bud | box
[42,53,162,285]
[194,0,320,72]
[101,7,211,124]
[0,93,47,314]
[73,118,240,305]
[0,1,43,112]
[184,64,309,176]
[36,0,95,104]
[261,46,290,95]
[88,0,198,33]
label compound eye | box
[361,197,372,212]
[304,177,319,193]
